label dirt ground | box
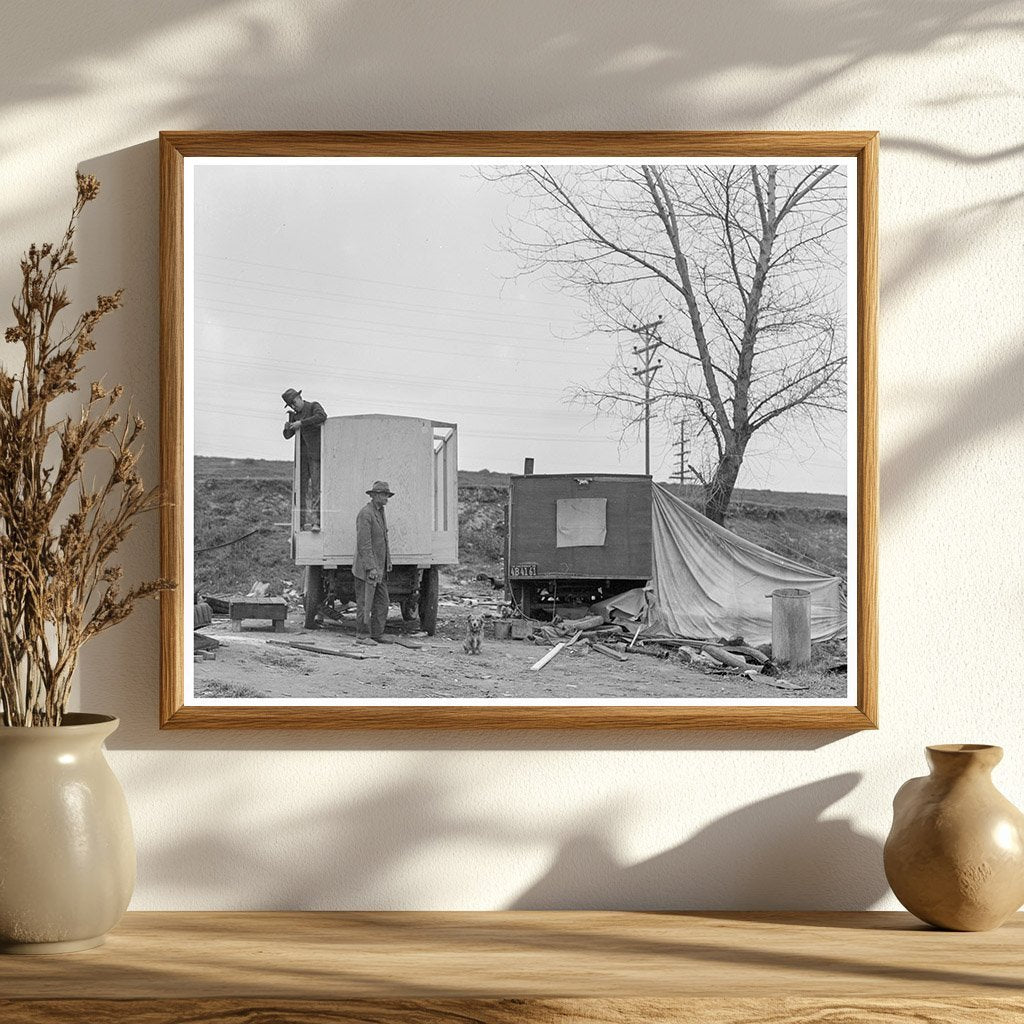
[192,599,848,702]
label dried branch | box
[0,174,175,726]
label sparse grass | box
[725,509,847,577]
[193,473,296,598]
[193,679,267,699]
[775,638,848,697]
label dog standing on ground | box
[464,613,483,655]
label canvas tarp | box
[646,484,846,644]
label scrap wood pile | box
[524,614,808,690]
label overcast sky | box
[191,160,849,493]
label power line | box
[196,270,577,329]
[192,403,623,444]
[195,252,575,310]
[193,348,573,399]
[194,306,601,367]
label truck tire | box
[303,565,323,629]
[419,566,439,636]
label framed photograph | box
[160,131,877,729]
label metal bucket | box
[770,588,811,667]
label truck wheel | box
[400,596,418,621]
[419,566,439,636]
[303,565,323,629]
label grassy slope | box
[193,458,847,595]
[196,459,847,511]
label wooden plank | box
[590,641,630,663]
[0,911,1020,1011]
[3,997,1022,1024]
[228,599,287,621]
[529,642,569,672]
[265,640,377,660]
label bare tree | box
[486,164,847,523]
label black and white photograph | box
[177,147,864,715]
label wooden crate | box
[229,597,288,632]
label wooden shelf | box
[1,911,1021,1022]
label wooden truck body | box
[292,414,458,633]
[505,473,652,619]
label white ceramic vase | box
[0,713,135,953]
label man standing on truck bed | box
[353,481,394,644]
[282,388,327,530]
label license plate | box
[510,563,538,578]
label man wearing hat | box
[353,481,395,643]
[281,388,327,530]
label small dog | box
[463,613,483,655]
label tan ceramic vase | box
[0,713,135,953]
[884,744,1024,931]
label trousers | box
[299,446,321,527]
[355,577,390,638]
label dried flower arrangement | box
[0,174,173,726]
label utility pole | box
[629,316,663,476]
[670,419,688,492]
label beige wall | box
[2,1,1021,909]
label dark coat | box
[283,400,327,450]
[353,502,391,580]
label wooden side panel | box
[430,425,459,566]
[320,416,433,563]
[509,475,652,579]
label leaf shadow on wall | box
[128,760,885,911]
[878,137,1024,508]
[882,337,1024,509]
[0,0,1017,250]
[511,773,887,910]
[2,0,1014,129]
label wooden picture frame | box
[160,131,877,730]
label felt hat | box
[281,388,302,405]
[366,480,395,496]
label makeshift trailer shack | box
[292,414,458,634]
[506,475,845,645]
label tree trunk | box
[704,451,743,525]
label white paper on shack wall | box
[556,498,607,548]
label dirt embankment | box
[192,462,846,598]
